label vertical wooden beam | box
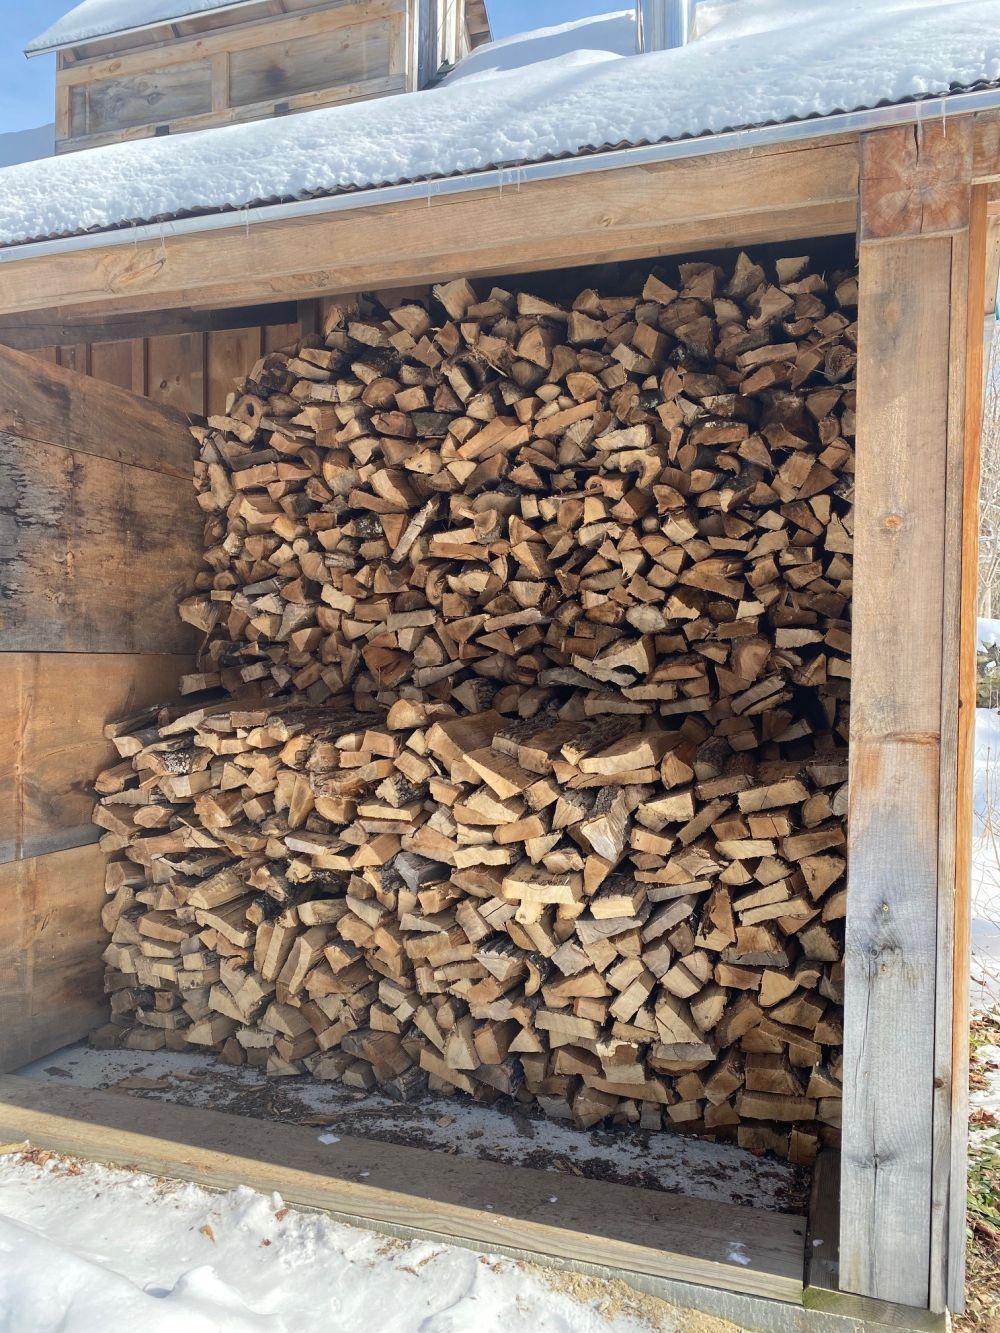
[842,120,982,1314]
[131,338,148,397]
[984,216,1000,390]
[940,182,988,1313]
[212,51,231,116]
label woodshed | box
[0,0,996,1328]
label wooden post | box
[842,120,985,1313]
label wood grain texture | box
[0,139,859,320]
[860,122,973,240]
[0,430,202,654]
[71,60,213,138]
[805,1150,841,1294]
[207,326,264,415]
[59,74,404,154]
[264,321,302,353]
[148,331,207,416]
[929,220,971,1316]
[0,847,108,1071]
[89,340,138,392]
[0,1076,807,1302]
[984,216,1000,388]
[0,303,299,352]
[938,183,988,1314]
[0,342,195,477]
[0,652,191,864]
[842,234,953,1309]
[229,17,391,105]
[973,109,1000,185]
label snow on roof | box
[26,0,253,54]
[444,10,638,83]
[5,0,1000,250]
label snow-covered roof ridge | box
[7,0,1000,249]
[26,0,255,54]
[444,10,637,84]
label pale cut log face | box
[95,248,854,1162]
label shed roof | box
[5,0,1000,251]
[26,0,257,53]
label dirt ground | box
[958,1008,1000,1330]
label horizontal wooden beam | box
[0,301,299,351]
[0,1075,806,1304]
[0,137,860,320]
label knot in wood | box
[883,512,904,532]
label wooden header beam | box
[0,135,860,322]
[1,107,998,329]
[0,301,299,352]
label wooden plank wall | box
[0,308,314,1071]
[32,314,303,417]
[841,121,984,1315]
[0,346,209,1072]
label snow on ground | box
[5,0,1000,246]
[0,1150,687,1333]
[973,709,1000,1006]
[26,0,256,52]
[18,1043,805,1214]
[978,618,1000,651]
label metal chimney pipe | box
[636,0,693,52]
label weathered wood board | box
[0,1075,806,1303]
[0,430,202,654]
[57,0,406,151]
[0,652,191,864]
[842,234,951,1312]
[0,847,108,1070]
[0,341,195,477]
[148,332,207,416]
[71,59,214,138]
[843,118,984,1316]
[229,17,393,105]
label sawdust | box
[532,1265,740,1331]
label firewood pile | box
[94,251,856,1163]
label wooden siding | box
[0,654,192,866]
[57,0,408,153]
[34,312,306,415]
[0,847,110,1070]
[0,348,205,1069]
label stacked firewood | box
[94,251,856,1163]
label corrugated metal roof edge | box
[3,78,999,259]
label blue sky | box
[0,0,618,135]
